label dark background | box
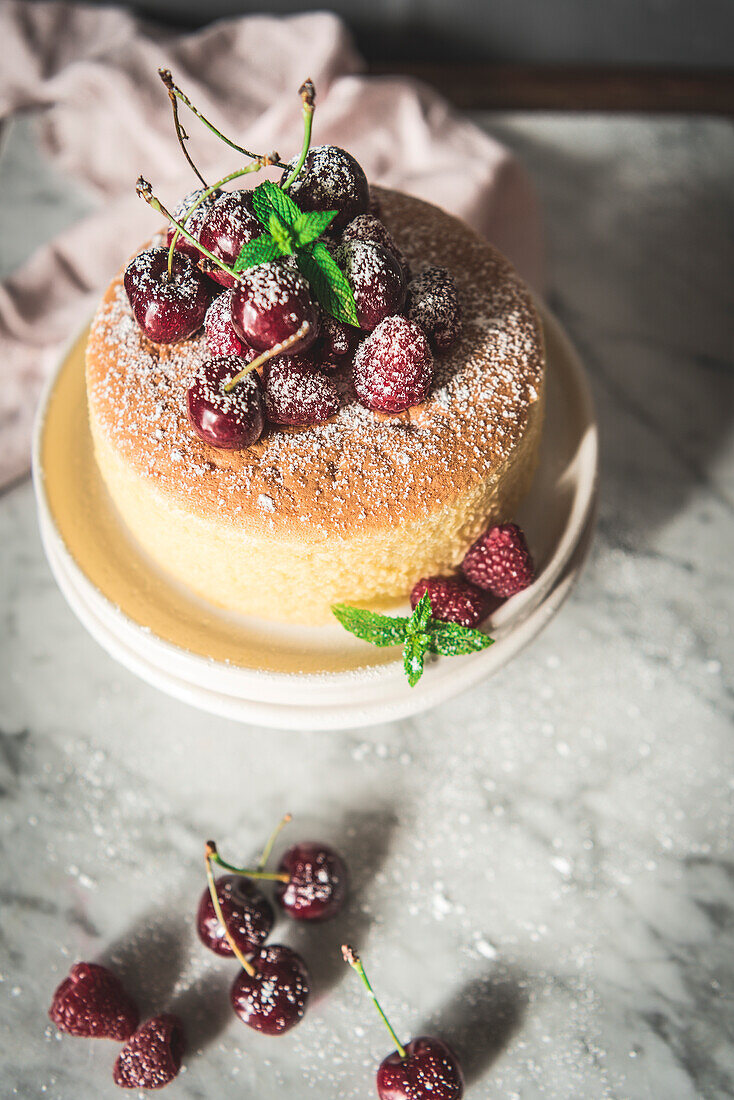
[71,0,734,66]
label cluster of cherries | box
[48,816,464,1097]
[124,75,462,451]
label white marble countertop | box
[1,113,732,1099]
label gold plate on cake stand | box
[32,305,598,730]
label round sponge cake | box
[86,188,545,624]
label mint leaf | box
[408,592,432,634]
[233,233,282,272]
[252,180,300,229]
[268,213,295,255]
[296,242,359,326]
[403,635,427,687]
[292,209,337,248]
[332,604,408,647]
[428,621,494,656]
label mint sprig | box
[233,180,357,326]
[331,592,494,687]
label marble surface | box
[1,113,733,1099]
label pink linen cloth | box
[0,0,543,489]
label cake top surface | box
[86,187,544,541]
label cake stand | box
[32,304,598,730]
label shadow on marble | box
[284,804,400,997]
[99,901,190,1019]
[421,962,528,1085]
[167,966,233,1054]
[486,116,734,544]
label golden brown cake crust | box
[86,187,544,542]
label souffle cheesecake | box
[86,119,544,625]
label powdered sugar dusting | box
[87,188,544,539]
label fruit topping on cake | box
[125,72,465,452]
[352,316,432,412]
[263,358,340,426]
[410,576,486,628]
[461,522,535,597]
[407,264,462,352]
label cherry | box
[274,842,348,920]
[205,290,253,358]
[377,1038,464,1100]
[230,945,310,1035]
[230,261,319,355]
[335,240,406,331]
[341,213,409,281]
[280,144,370,232]
[196,874,274,958]
[166,187,222,262]
[320,312,354,359]
[186,357,265,450]
[263,360,340,427]
[198,190,262,288]
[343,946,464,1100]
[124,247,211,344]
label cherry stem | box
[165,157,276,277]
[164,78,208,189]
[257,813,292,871]
[205,842,256,977]
[136,177,241,283]
[209,846,290,883]
[282,80,316,191]
[223,322,311,391]
[159,69,287,170]
[341,945,408,1060]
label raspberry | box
[48,962,139,1040]
[341,214,409,279]
[204,290,254,359]
[263,358,340,426]
[407,265,462,353]
[411,576,486,628]
[335,240,406,331]
[113,1014,185,1090]
[352,316,432,413]
[461,523,535,597]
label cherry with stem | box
[281,80,316,192]
[166,158,276,276]
[256,812,292,871]
[158,69,288,170]
[208,839,290,884]
[163,72,208,189]
[342,945,465,1100]
[342,946,407,1058]
[205,843,258,977]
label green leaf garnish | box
[292,209,338,248]
[268,212,295,255]
[331,604,408,647]
[427,621,494,656]
[296,242,360,326]
[230,180,357,324]
[233,233,283,271]
[331,594,494,687]
[251,180,300,229]
[403,635,426,687]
